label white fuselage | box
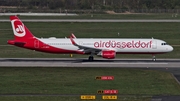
[38,38,173,54]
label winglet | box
[70,33,76,39]
[69,36,85,54]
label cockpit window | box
[161,43,168,45]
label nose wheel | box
[152,55,156,61]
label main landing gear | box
[152,55,156,61]
[88,56,94,61]
[88,52,95,61]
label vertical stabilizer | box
[10,16,34,40]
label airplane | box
[7,16,173,61]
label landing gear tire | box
[152,58,156,61]
[152,55,156,61]
[88,56,94,61]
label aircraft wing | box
[70,37,101,54]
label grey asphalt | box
[1,19,180,22]
[0,13,77,16]
[0,58,179,68]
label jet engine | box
[97,50,116,59]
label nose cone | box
[168,45,173,52]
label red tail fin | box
[10,16,34,40]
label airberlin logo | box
[11,19,25,37]
[94,40,152,48]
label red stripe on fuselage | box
[8,38,84,54]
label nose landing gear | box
[152,55,156,61]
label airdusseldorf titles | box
[94,40,152,49]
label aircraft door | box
[152,40,157,49]
[34,40,39,48]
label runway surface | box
[1,19,180,22]
[0,58,179,68]
[0,58,180,101]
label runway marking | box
[82,63,168,65]
[0,58,179,67]
[1,19,180,22]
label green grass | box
[0,67,179,101]
[0,68,179,95]
[0,13,180,19]
[0,22,179,58]
[1,22,180,44]
[0,97,80,101]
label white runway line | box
[82,63,168,64]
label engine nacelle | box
[98,50,116,59]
